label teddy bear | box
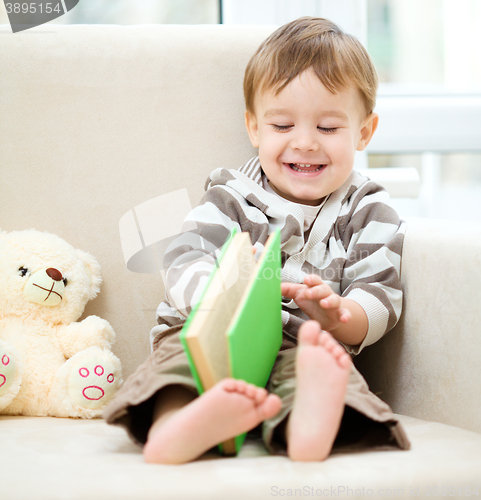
[0,229,122,418]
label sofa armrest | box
[355,217,481,434]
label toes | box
[338,352,352,370]
[322,335,338,354]
[318,330,332,347]
[244,383,257,399]
[234,379,249,394]
[253,387,268,405]
[298,320,322,346]
[221,378,238,392]
[316,332,351,369]
[322,339,351,369]
[332,344,346,359]
[220,379,268,404]
[241,383,269,405]
[259,394,282,420]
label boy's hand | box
[281,274,351,333]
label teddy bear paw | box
[79,316,116,348]
[68,348,121,411]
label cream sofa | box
[1,24,480,500]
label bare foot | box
[143,378,281,464]
[287,320,352,461]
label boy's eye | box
[271,124,292,132]
[318,127,338,133]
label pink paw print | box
[78,364,115,401]
[0,351,17,397]
[0,355,9,386]
[69,356,119,410]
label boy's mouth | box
[287,163,324,173]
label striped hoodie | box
[152,156,406,355]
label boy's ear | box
[357,112,379,151]
[245,111,260,148]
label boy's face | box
[245,68,378,206]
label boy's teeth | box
[289,163,323,172]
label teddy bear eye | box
[18,267,29,277]
[63,278,68,287]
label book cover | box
[179,228,282,455]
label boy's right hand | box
[281,275,351,333]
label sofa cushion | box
[1,415,479,499]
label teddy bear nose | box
[46,268,63,282]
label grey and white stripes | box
[152,156,405,355]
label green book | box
[179,228,282,455]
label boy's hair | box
[244,17,378,117]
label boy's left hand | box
[281,274,351,332]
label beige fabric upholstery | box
[356,218,481,434]
[1,24,480,498]
[1,415,480,499]
[0,23,272,378]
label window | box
[0,0,221,25]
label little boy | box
[105,16,410,463]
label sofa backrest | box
[0,24,273,377]
[3,25,481,436]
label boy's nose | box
[291,131,320,152]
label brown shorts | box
[104,326,410,455]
